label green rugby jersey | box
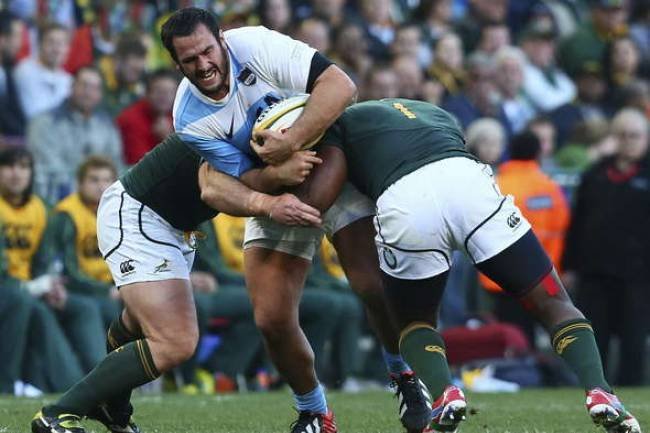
[120,134,218,231]
[321,99,476,200]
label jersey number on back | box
[392,102,417,119]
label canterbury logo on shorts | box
[507,212,522,229]
[120,259,135,274]
[382,247,397,269]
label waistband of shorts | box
[381,156,484,199]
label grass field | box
[1,388,649,433]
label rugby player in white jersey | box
[30,132,323,433]
[163,7,430,433]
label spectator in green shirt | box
[51,156,121,327]
[0,224,35,394]
[0,148,105,391]
[559,0,629,77]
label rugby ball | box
[253,94,324,149]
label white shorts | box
[375,157,531,280]
[243,182,375,260]
[97,181,196,287]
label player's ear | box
[217,30,227,55]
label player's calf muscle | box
[520,275,584,330]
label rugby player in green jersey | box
[308,98,641,433]
[32,134,322,433]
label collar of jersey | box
[188,44,242,106]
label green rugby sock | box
[47,339,160,416]
[106,316,142,412]
[551,319,611,392]
[106,315,139,352]
[399,323,452,399]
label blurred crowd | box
[0,0,648,397]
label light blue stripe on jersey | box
[174,48,285,178]
[175,131,254,177]
[173,85,224,130]
[231,92,282,150]
[175,93,280,177]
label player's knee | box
[175,334,199,363]
[161,336,198,369]
[254,309,297,340]
[151,322,199,368]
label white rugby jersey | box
[173,26,316,177]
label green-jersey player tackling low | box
[314,98,641,433]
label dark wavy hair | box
[161,7,221,63]
[0,147,34,206]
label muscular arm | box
[199,163,280,216]
[240,145,346,213]
[252,65,357,164]
[240,150,323,194]
[198,162,322,226]
[240,166,284,194]
[284,65,357,151]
